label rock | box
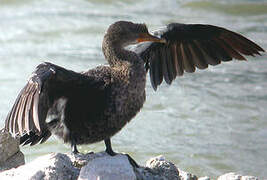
[0,151,25,172]
[78,153,136,180]
[135,155,180,180]
[0,153,80,180]
[218,172,258,180]
[0,128,25,171]
[177,168,198,180]
[198,176,210,180]
[0,152,181,180]
[0,150,261,180]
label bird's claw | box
[125,154,139,168]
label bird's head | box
[105,21,166,47]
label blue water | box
[0,0,267,178]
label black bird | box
[4,21,264,158]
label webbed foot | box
[104,138,139,168]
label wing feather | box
[166,45,176,81]
[26,83,37,133]
[187,42,208,69]
[11,100,20,134]
[175,43,184,76]
[155,50,164,87]
[181,42,195,73]
[32,85,41,132]
[209,39,232,61]
[24,84,35,133]
[3,64,56,137]
[17,93,27,135]
[221,33,255,56]
[161,46,172,84]
[215,37,246,60]
[134,23,264,90]
[149,49,163,90]
[149,54,157,90]
[9,92,21,135]
[171,44,179,75]
[5,62,110,147]
[194,40,221,65]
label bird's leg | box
[104,138,116,156]
[71,138,79,154]
[104,138,139,168]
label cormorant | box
[4,21,264,158]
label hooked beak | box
[137,33,166,43]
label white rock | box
[0,153,79,180]
[178,168,197,180]
[135,155,180,180]
[0,149,261,180]
[218,172,258,180]
[198,176,210,180]
[78,153,136,180]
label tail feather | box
[20,130,52,146]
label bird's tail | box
[20,130,51,146]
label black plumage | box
[138,23,264,90]
[4,21,264,157]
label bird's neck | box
[102,36,144,68]
[102,35,146,112]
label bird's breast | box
[109,65,146,124]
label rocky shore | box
[0,129,259,180]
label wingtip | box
[3,124,9,133]
[255,44,265,52]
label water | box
[0,0,267,178]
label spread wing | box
[5,62,109,145]
[134,23,265,90]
